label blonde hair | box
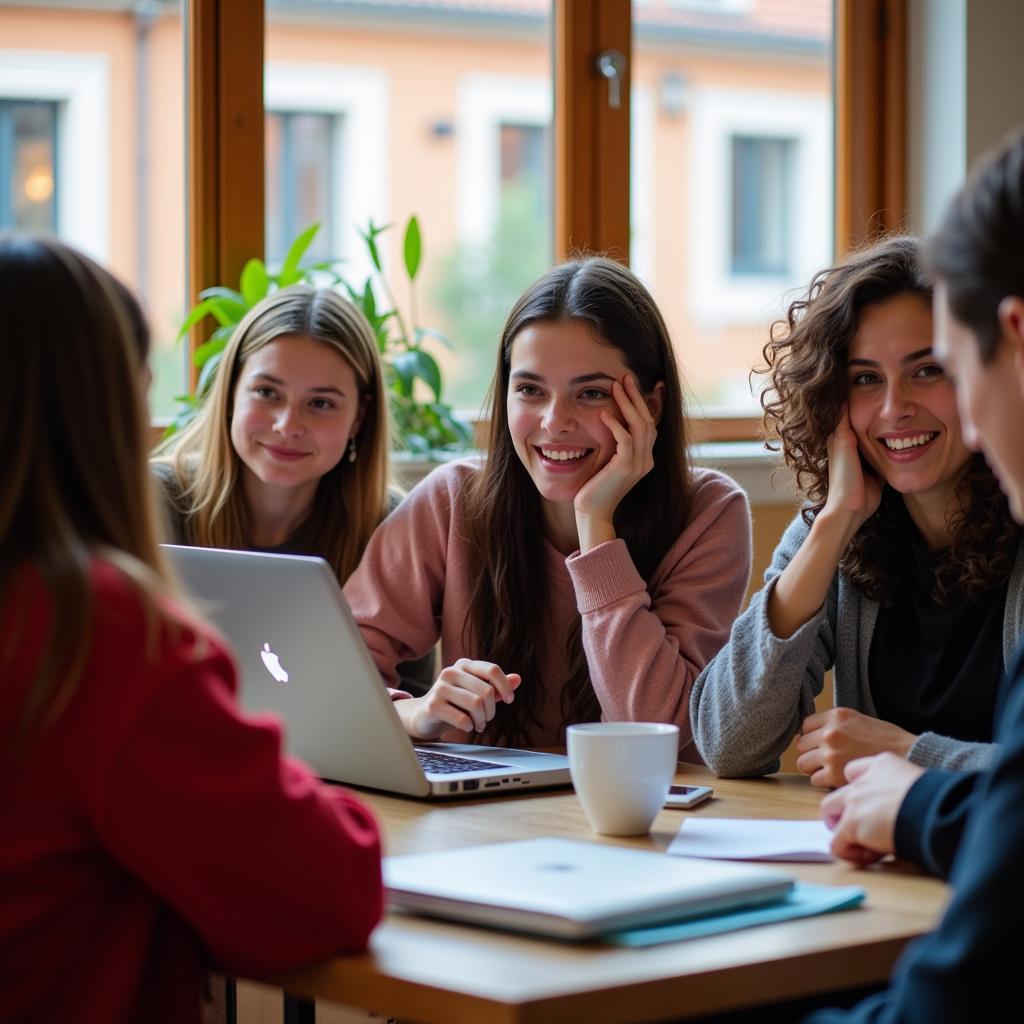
[0,233,174,743]
[156,286,393,583]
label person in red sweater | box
[345,256,752,753]
[0,234,383,1024]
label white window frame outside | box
[688,85,831,328]
[265,62,388,287]
[0,49,110,262]
[456,73,551,247]
[630,83,655,284]
[667,0,752,14]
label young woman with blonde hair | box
[344,255,752,751]
[155,285,391,583]
[0,235,382,1023]
[691,235,1024,787]
[155,285,435,690]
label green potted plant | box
[169,216,472,479]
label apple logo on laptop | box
[260,643,289,684]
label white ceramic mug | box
[566,722,679,836]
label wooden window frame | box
[553,0,631,261]
[184,0,904,443]
[185,0,264,388]
[835,0,907,253]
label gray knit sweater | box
[691,511,1024,777]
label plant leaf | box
[282,223,320,279]
[192,327,232,368]
[390,351,419,398]
[360,220,391,273]
[239,258,270,306]
[362,279,377,322]
[177,298,220,340]
[403,215,422,281]
[198,285,242,302]
[276,265,303,287]
[196,350,224,399]
[205,296,247,325]
[411,349,442,401]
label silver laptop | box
[384,838,794,939]
[164,545,571,798]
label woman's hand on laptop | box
[394,659,521,740]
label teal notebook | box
[606,882,865,947]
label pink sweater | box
[343,460,751,756]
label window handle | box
[595,49,627,111]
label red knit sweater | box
[0,560,382,1023]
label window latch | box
[595,49,627,111]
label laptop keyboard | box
[414,748,512,774]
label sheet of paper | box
[668,818,834,862]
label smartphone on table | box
[664,784,713,809]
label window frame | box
[0,50,110,261]
[184,0,905,441]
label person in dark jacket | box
[808,128,1024,1022]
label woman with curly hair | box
[691,234,1024,786]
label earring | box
[347,436,358,463]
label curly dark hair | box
[757,234,1019,606]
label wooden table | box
[264,768,949,1023]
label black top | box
[868,514,1006,743]
[806,641,1024,1023]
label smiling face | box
[846,292,972,511]
[934,283,1024,523]
[229,334,363,504]
[506,318,639,510]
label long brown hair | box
[463,256,693,745]
[0,233,172,744]
[156,286,393,583]
[758,234,1019,605]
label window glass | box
[0,99,58,232]
[632,0,833,415]
[264,1,553,414]
[266,110,335,264]
[0,2,187,420]
[731,135,794,276]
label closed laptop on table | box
[384,838,795,939]
[164,545,570,798]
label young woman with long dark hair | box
[344,255,751,752]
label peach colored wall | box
[145,16,186,349]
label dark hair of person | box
[462,256,692,745]
[927,128,1024,362]
[758,234,1018,606]
[0,233,171,747]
